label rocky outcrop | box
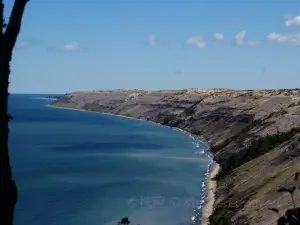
[52,89,300,225]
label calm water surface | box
[9,94,209,225]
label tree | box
[1,0,29,224]
[118,217,131,225]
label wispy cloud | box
[186,36,206,49]
[285,15,300,27]
[266,33,300,46]
[14,38,42,50]
[61,41,87,52]
[234,30,246,45]
[145,35,159,46]
[214,33,224,41]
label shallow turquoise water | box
[9,94,209,225]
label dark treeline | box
[214,127,300,180]
[46,95,62,99]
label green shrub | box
[190,127,202,135]
[161,114,176,125]
[210,119,263,153]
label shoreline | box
[47,104,219,224]
[200,162,220,225]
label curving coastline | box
[47,104,218,224]
[50,89,300,225]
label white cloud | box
[145,35,158,46]
[214,33,224,41]
[285,15,300,27]
[267,33,281,40]
[186,36,206,49]
[14,38,42,50]
[234,30,246,45]
[62,41,86,51]
[266,32,300,46]
[247,41,261,47]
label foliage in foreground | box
[210,119,264,153]
[117,217,140,225]
[1,1,29,225]
[118,217,130,225]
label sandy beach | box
[200,162,220,225]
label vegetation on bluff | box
[210,119,264,154]
[46,95,62,99]
[215,127,300,180]
[190,127,202,135]
[160,114,177,125]
[123,113,133,117]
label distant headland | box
[34,95,65,101]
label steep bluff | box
[52,89,300,225]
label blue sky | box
[4,0,300,94]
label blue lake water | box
[8,94,210,225]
